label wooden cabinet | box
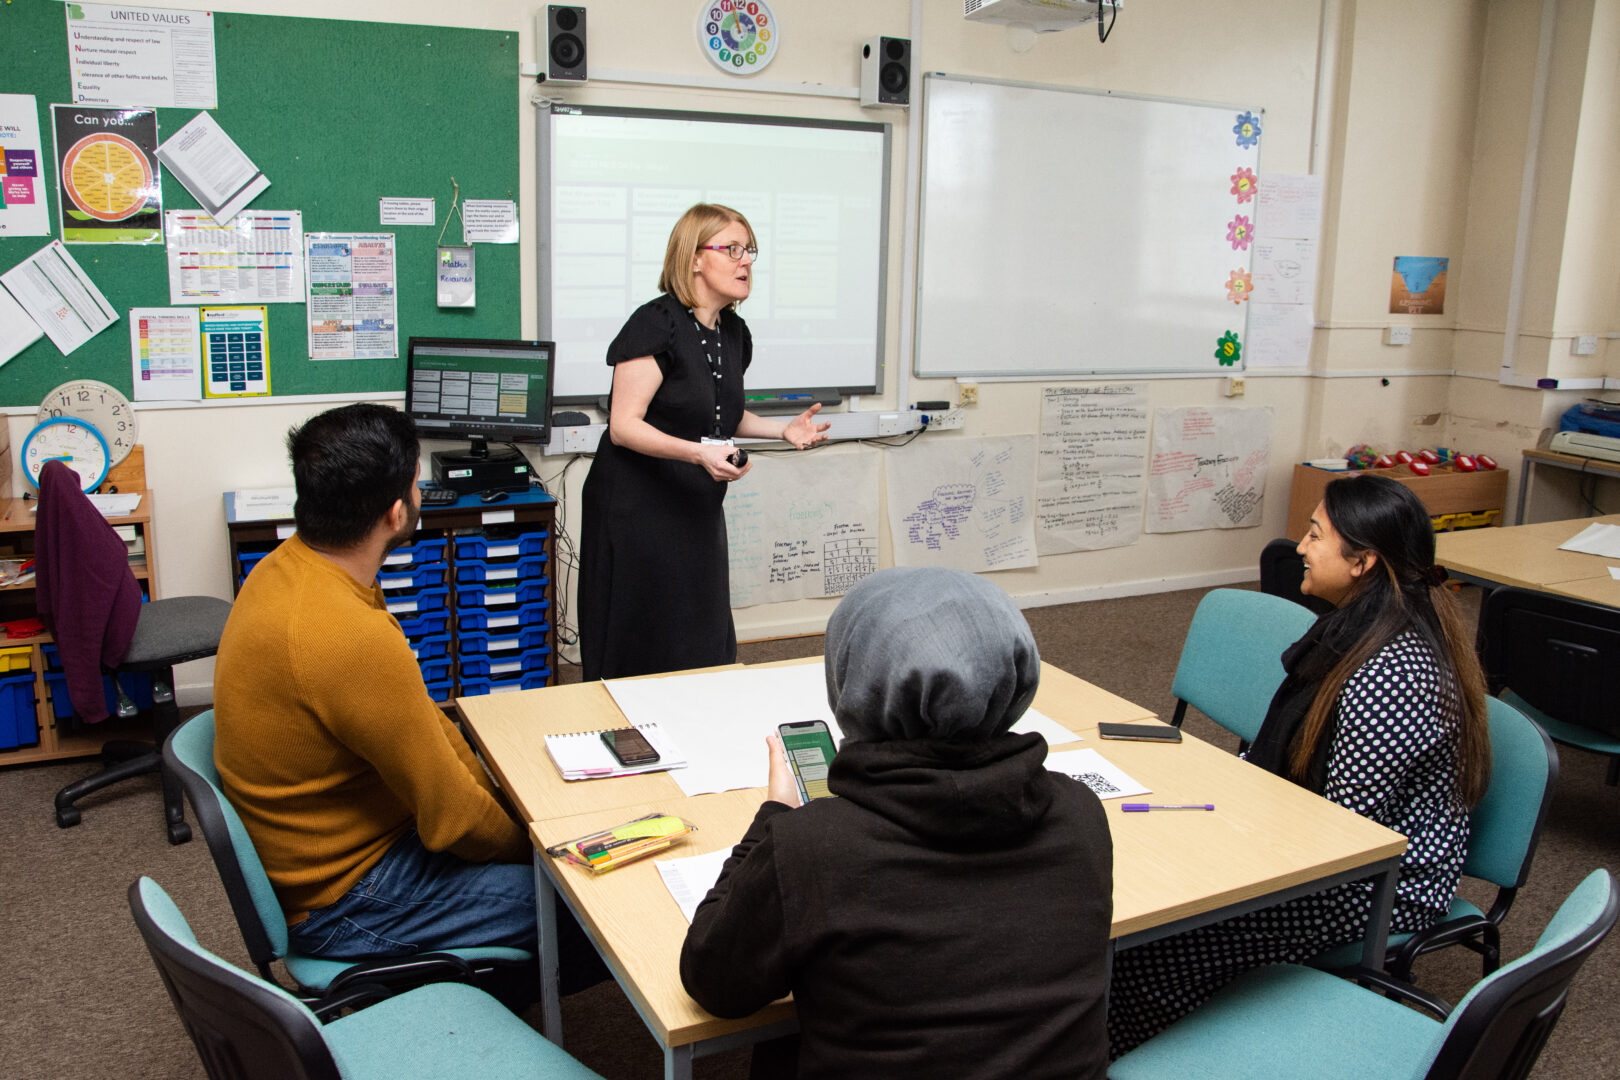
[0,493,161,766]
[1285,463,1510,541]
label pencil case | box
[544,812,696,873]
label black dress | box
[579,294,751,681]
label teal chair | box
[1109,869,1617,1080]
[129,877,601,1080]
[1311,696,1559,981]
[1480,586,1620,787]
[1169,589,1318,750]
[163,711,532,1017]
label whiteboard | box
[539,105,891,404]
[915,74,1262,378]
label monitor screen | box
[405,337,556,445]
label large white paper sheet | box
[155,112,267,225]
[66,4,217,109]
[306,233,398,359]
[1145,406,1274,533]
[658,847,732,923]
[1044,748,1150,800]
[1559,523,1620,559]
[1255,173,1323,242]
[1245,302,1316,369]
[129,306,201,400]
[886,436,1038,571]
[1250,238,1317,306]
[0,240,119,354]
[165,209,304,303]
[724,449,881,608]
[1037,385,1149,555]
[0,94,51,237]
[1012,708,1084,747]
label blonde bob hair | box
[658,203,756,311]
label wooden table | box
[460,660,1404,1080]
[1436,513,1620,605]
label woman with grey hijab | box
[680,567,1113,1080]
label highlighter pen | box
[1121,803,1214,812]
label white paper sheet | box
[1250,238,1317,306]
[232,486,295,521]
[1145,406,1274,533]
[1609,566,1620,581]
[886,435,1039,572]
[0,93,51,237]
[155,112,268,225]
[1559,523,1620,559]
[657,847,733,923]
[0,285,44,367]
[1036,385,1149,555]
[66,4,217,109]
[462,199,519,243]
[87,492,142,516]
[1044,748,1151,801]
[1011,708,1084,747]
[0,240,119,354]
[165,209,304,304]
[129,306,201,400]
[1244,302,1316,369]
[380,198,435,225]
[1255,173,1323,242]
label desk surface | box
[461,660,1406,1052]
[1436,514,1620,598]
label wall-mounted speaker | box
[546,5,587,83]
[860,36,910,108]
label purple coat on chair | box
[33,460,141,723]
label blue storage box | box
[453,531,549,560]
[0,671,37,750]
[379,562,447,592]
[424,676,454,704]
[455,579,549,609]
[457,627,549,656]
[419,657,451,684]
[386,586,448,615]
[237,548,273,579]
[395,611,450,638]
[456,599,551,633]
[458,645,552,679]
[380,536,448,569]
[458,669,551,697]
[453,554,548,585]
[44,669,156,721]
[410,632,452,661]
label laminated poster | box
[51,104,163,243]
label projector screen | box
[539,105,891,405]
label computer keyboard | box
[420,486,461,506]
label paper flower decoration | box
[1227,215,1254,251]
[1233,111,1262,149]
[1215,331,1241,366]
[1230,167,1257,203]
[1225,269,1254,304]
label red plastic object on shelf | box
[1477,453,1498,470]
[1417,448,1441,464]
[1409,461,1432,476]
[1394,450,1415,465]
[1375,455,1396,468]
[1455,455,1479,472]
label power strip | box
[920,407,965,431]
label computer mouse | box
[480,490,508,504]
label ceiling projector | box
[963,0,1121,34]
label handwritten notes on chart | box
[1146,407,1273,533]
[886,436,1037,572]
[723,449,881,608]
[1037,385,1149,555]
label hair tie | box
[1425,565,1449,588]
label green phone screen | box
[779,723,838,800]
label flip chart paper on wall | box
[723,448,881,608]
[885,436,1038,572]
[1145,406,1273,533]
[1037,385,1149,555]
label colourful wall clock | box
[697,0,778,75]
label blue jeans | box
[287,829,536,958]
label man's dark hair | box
[287,404,419,549]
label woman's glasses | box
[699,242,759,261]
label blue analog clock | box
[21,417,112,493]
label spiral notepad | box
[543,723,686,780]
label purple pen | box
[1121,803,1214,812]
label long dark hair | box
[1289,474,1491,805]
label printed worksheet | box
[305,232,397,359]
[165,209,304,304]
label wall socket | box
[1572,335,1598,356]
[1386,326,1413,346]
[1223,376,1245,398]
[957,380,979,407]
[921,407,966,430]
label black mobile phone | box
[1097,722,1183,743]
[600,727,660,767]
[778,720,838,801]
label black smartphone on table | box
[1097,722,1183,743]
[600,727,661,767]
[777,720,838,802]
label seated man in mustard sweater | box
[214,403,536,958]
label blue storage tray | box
[455,599,551,633]
[424,677,453,704]
[453,531,549,560]
[379,562,447,592]
[385,586,448,615]
[44,669,155,721]
[410,632,452,662]
[237,548,273,579]
[457,627,549,655]
[453,554,549,585]
[395,611,450,638]
[0,671,37,750]
[419,657,451,684]
[380,536,449,570]
[457,645,552,679]
[458,669,551,697]
[454,579,549,608]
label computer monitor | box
[405,337,556,452]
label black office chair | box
[1258,537,1334,615]
[1479,586,1620,786]
[34,461,231,842]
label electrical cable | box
[1097,0,1117,43]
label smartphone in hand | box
[777,720,838,801]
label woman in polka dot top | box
[1107,473,1491,1056]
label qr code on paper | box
[1070,771,1121,795]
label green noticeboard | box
[0,4,521,405]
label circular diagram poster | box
[50,104,163,244]
[696,0,778,76]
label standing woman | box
[1107,472,1492,1056]
[579,204,829,681]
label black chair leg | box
[55,746,161,827]
[150,666,191,845]
[1607,756,1618,787]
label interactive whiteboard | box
[539,105,891,405]
[915,74,1263,378]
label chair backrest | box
[1422,869,1617,1080]
[128,877,341,1080]
[1479,587,1620,740]
[1171,588,1318,744]
[1464,697,1559,889]
[163,711,291,976]
[1258,537,1334,616]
